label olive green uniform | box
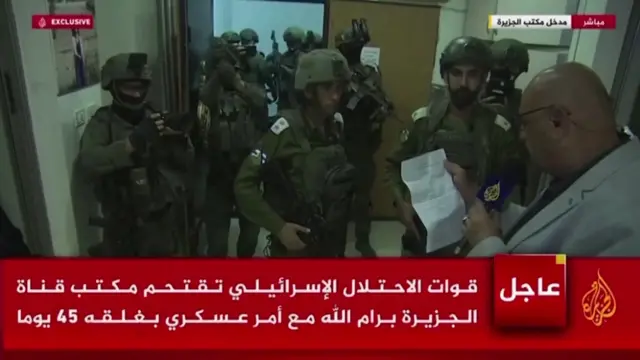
[266,27,306,111]
[199,65,269,257]
[385,36,524,256]
[386,99,521,256]
[335,26,393,255]
[78,53,194,257]
[234,49,354,257]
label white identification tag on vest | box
[494,115,512,132]
[270,117,289,135]
[411,107,427,122]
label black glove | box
[129,115,161,151]
[217,61,238,88]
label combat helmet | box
[294,49,351,90]
[439,36,492,77]
[490,38,529,76]
[239,28,259,45]
[100,52,152,109]
[283,26,305,47]
[221,31,241,45]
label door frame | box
[0,1,53,254]
[611,0,640,127]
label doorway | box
[612,0,640,129]
[327,0,440,218]
[0,0,53,254]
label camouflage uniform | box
[336,26,393,257]
[78,53,194,257]
[266,26,306,111]
[198,39,269,257]
[384,36,524,256]
[489,38,539,205]
[234,49,355,257]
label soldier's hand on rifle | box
[128,113,164,151]
[278,223,309,250]
[217,61,238,88]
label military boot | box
[355,237,377,258]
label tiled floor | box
[205,220,406,257]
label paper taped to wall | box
[360,46,380,67]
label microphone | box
[454,160,526,255]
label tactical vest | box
[94,107,177,218]
[414,100,497,183]
[277,51,299,110]
[263,111,355,247]
[217,90,261,154]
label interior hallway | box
[214,220,405,257]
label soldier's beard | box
[449,87,478,109]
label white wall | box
[432,0,468,86]
[569,0,634,92]
[0,109,24,231]
[188,0,213,56]
[10,0,159,255]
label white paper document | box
[401,149,465,253]
[360,47,380,67]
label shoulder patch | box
[411,107,428,122]
[494,115,512,132]
[333,112,344,125]
[270,117,290,135]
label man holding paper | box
[384,36,525,256]
[450,62,640,256]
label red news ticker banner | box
[31,14,94,30]
[1,258,640,359]
[572,14,616,29]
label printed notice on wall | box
[360,47,381,67]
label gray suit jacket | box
[469,139,640,257]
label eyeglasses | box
[517,105,572,128]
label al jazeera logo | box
[581,269,616,327]
[484,181,500,202]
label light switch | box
[74,108,86,128]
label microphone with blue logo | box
[454,161,525,255]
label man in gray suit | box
[446,62,640,257]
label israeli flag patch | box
[270,117,290,135]
[250,149,268,164]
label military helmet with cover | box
[283,26,305,45]
[439,36,492,76]
[239,28,259,45]
[490,38,529,76]
[294,49,351,90]
[101,52,152,109]
[334,27,366,48]
[221,31,241,45]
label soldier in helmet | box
[234,49,355,257]
[487,38,539,205]
[78,53,195,256]
[198,36,269,258]
[303,31,324,52]
[239,28,275,104]
[221,31,241,48]
[336,22,393,257]
[266,26,306,111]
[384,36,525,257]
